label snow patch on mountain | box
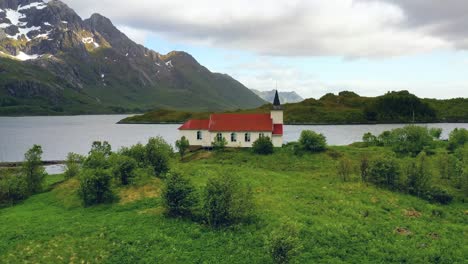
[18,2,48,11]
[166,60,173,68]
[82,37,100,48]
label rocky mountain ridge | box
[0,0,265,115]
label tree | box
[22,145,46,195]
[252,136,274,155]
[360,156,370,183]
[298,130,327,152]
[267,222,302,264]
[162,172,198,217]
[111,155,137,185]
[89,141,112,156]
[448,128,468,151]
[406,152,432,197]
[146,137,173,177]
[429,128,443,139]
[78,169,115,206]
[203,174,254,227]
[362,133,378,146]
[367,156,400,190]
[175,136,190,159]
[0,171,28,205]
[120,143,147,166]
[65,152,84,179]
[386,126,434,156]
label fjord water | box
[1,115,468,162]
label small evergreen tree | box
[298,130,327,152]
[212,137,228,151]
[406,152,432,197]
[162,172,198,217]
[360,156,370,183]
[22,145,46,195]
[175,136,190,159]
[252,136,274,155]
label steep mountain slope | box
[0,0,265,115]
[251,89,303,103]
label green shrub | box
[448,128,468,151]
[110,155,137,185]
[360,156,370,183]
[0,172,28,205]
[175,136,190,158]
[405,152,432,197]
[367,156,401,190]
[89,141,112,156]
[429,128,443,139]
[337,157,353,182]
[362,132,378,146]
[386,126,434,156]
[65,153,84,179]
[252,136,274,155]
[22,145,46,195]
[146,137,173,177]
[423,187,453,205]
[162,172,198,217]
[78,169,115,206]
[120,143,147,166]
[83,151,110,170]
[267,222,302,264]
[298,130,327,152]
[203,174,254,227]
[212,137,228,151]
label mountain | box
[0,0,265,115]
[251,89,303,104]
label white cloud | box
[62,0,453,58]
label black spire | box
[273,90,282,110]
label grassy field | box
[0,147,467,263]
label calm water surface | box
[1,115,467,162]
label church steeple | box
[273,90,282,110]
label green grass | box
[0,147,467,263]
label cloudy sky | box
[62,0,468,99]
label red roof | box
[179,113,283,134]
[209,114,273,132]
[273,124,283,135]
[178,119,209,130]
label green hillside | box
[120,91,468,124]
[1,143,467,263]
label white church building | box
[178,91,284,148]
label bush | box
[405,152,432,197]
[83,151,110,170]
[146,137,173,177]
[298,130,327,152]
[89,141,112,156]
[175,136,190,158]
[162,172,198,217]
[65,153,84,179]
[22,145,46,195]
[360,156,370,183]
[267,222,302,264]
[0,172,28,205]
[387,126,434,156]
[429,128,443,139]
[78,169,115,206]
[362,132,378,146]
[120,143,146,166]
[252,136,274,155]
[212,137,228,151]
[448,128,468,151]
[337,157,353,182]
[203,174,254,227]
[423,187,453,205]
[110,155,137,185]
[367,156,401,190]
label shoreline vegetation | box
[118,91,468,125]
[1,126,467,262]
